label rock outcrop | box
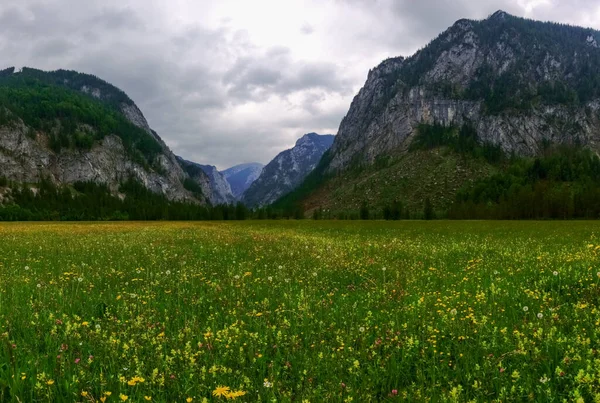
[177,158,235,205]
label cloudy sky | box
[1,0,599,168]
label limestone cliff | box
[327,11,600,173]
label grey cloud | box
[223,48,352,103]
[300,22,315,35]
[31,38,74,59]
[89,7,145,30]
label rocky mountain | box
[177,157,235,205]
[222,162,264,199]
[0,67,212,204]
[328,11,600,173]
[277,11,600,216]
[242,133,334,207]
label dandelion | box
[78,277,83,282]
[24,266,29,271]
[268,276,273,281]
[313,272,317,277]
[234,275,240,280]
[144,397,152,401]
[359,326,365,333]
[523,306,529,312]
[165,270,171,275]
[537,312,544,319]
[553,271,558,276]
[46,380,55,385]
[212,386,231,397]
[95,324,101,330]
[278,265,283,269]
[37,284,42,288]
[382,267,387,272]
[81,391,89,397]
[186,398,193,402]
[226,390,246,399]
[450,308,458,315]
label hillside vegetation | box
[0,68,162,167]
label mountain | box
[327,11,600,173]
[222,162,264,199]
[177,157,235,205]
[0,67,213,210]
[277,11,600,218]
[242,133,334,207]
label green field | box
[1,221,599,402]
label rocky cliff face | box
[327,11,600,173]
[242,133,334,207]
[222,163,264,199]
[177,158,235,205]
[0,68,212,203]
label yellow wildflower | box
[212,386,230,397]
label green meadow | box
[0,221,599,402]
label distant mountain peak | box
[489,10,510,20]
[295,132,334,147]
[222,162,264,199]
[242,133,335,207]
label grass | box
[302,148,496,215]
[0,220,599,402]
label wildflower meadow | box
[0,221,599,402]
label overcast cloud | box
[0,0,599,168]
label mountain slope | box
[177,157,235,205]
[222,162,264,199]
[0,67,211,204]
[328,11,600,173]
[242,133,334,207]
[282,11,600,216]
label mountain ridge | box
[242,133,334,207]
[0,67,214,205]
[222,162,264,199]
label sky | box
[1,0,599,169]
